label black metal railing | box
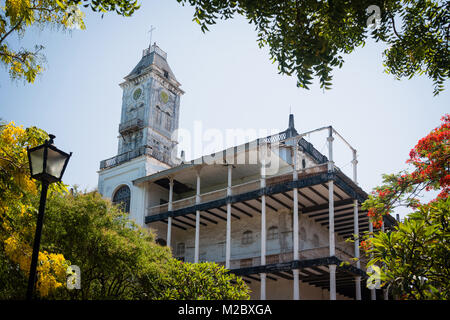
[118,118,144,135]
[100,145,171,170]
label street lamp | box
[26,134,72,300]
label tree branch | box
[0,18,24,44]
[391,16,402,40]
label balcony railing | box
[186,246,365,270]
[143,45,167,59]
[147,163,328,216]
[100,145,171,170]
[119,118,144,135]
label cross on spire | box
[148,25,156,48]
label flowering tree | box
[361,114,449,299]
[0,121,69,298]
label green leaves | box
[180,0,449,94]
[144,260,250,300]
[26,189,250,300]
[363,196,450,299]
[1,0,141,84]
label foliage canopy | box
[177,0,449,95]
[0,0,139,83]
[361,114,449,299]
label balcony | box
[119,118,144,135]
[100,145,171,170]
[211,246,363,270]
[147,163,328,216]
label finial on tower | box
[148,25,156,48]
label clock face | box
[159,90,169,104]
[133,88,142,101]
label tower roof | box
[286,113,298,138]
[125,43,178,83]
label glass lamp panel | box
[29,147,45,176]
[46,148,68,180]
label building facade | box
[98,44,396,300]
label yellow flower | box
[4,235,69,297]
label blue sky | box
[1,1,448,218]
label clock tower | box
[117,42,184,164]
[98,43,184,224]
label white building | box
[98,43,396,300]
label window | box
[312,234,320,248]
[300,227,307,241]
[163,70,169,79]
[242,230,253,245]
[156,106,162,125]
[302,158,306,169]
[112,185,131,213]
[218,242,225,258]
[176,243,185,256]
[165,113,171,131]
[267,226,279,240]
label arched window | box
[165,113,172,131]
[312,234,320,248]
[267,226,279,240]
[112,185,131,213]
[242,230,253,245]
[300,227,307,241]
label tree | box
[139,259,250,300]
[42,189,250,300]
[177,0,449,95]
[0,0,140,83]
[41,189,172,299]
[361,114,449,299]
[0,121,69,299]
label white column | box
[369,221,376,300]
[167,177,174,248]
[355,276,362,300]
[352,149,358,185]
[292,139,300,300]
[142,183,149,226]
[260,161,266,300]
[328,183,335,257]
[352,150,361,300]
[328,128,336,300]
[260,273,267,300]
[226,165,232,269]
[329,264,337,300]
[194,171,201,263]
[327,127,334,172]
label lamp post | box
[26,134,71,300]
